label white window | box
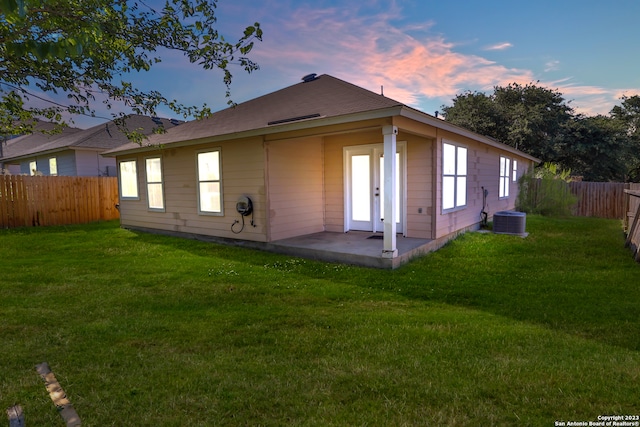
[49,158,58,176]
[499,156,510,198]
[442,142,467,211]
[512,160,518,182]
[145,157,164,211]
[119,159,139,199]
[29,160,37,176]
[197,150,222,214]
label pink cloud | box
[253,4,536,109]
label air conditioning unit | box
[493,211,527,236]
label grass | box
[1,216,639,426]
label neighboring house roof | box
[105,74,540,162]
[1,122,82,160]
[1,115,182,162]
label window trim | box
[499,156,511,199]
[145,156,165,212]
[118,158,140,200]
[196,148,224,216]
[49,157,58,176]
[441,140,468,213]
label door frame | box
[343,142,407,234]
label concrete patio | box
[266,231,442,269]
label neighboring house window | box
[499,156,511,198]
[49,158,58,176]
[29,160,37,176]
[145,157,164,211]
[512,160,518,182]
[197,150,222,214]
[442,141,467,211]
[119,159,139,199]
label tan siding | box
[393,116,438,138]
[404,134,433,238]
[434,131,535,238]
[117,137,268,242]
[266,137,324,241]
[323,129,383,232]
[117,115,536,248]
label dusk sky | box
[57,0,640,128]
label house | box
[0,115,180,176]
[0,121,81,175]
[105,74,539,268]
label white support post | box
[382,125,398,258]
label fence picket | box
[0,176,119,228]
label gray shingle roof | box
[107,74,404,153]
[1,115,181,161]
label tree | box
[438,91,500,138]
[443,86,640,182]
[441,83,573,162]
[610,95,640,180]
[0,0,263,136]
[556,115,632,182]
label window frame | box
[145,156,165,212]
[196,149,223,216]
[118,159,140,200]
[499,156,511,199]
[512,160,518,182]
[49,157,58,176]
[441,140,468,213]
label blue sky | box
[54,0,640,128]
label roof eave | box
[104,105,405,157]
[0,146,104,163]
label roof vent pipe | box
[301,73,318,83]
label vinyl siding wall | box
[266,137,325,241]
[402,132,434,239]
[323,129,381,233]
[323,128,435,239]
[434,131,534,238]
[116,119,534,245]
[19,150,76,176]
[118,136,268,242]
[75,149,115,176]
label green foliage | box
[557,114,632,182]
[442,85,640,182]
[438,90,500,137]
[0,0,263,136]
[516,163,577,216]
[610,95,640,181]
[442,82,573,161]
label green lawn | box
[1,216,639,426]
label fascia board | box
[106,106,405,157]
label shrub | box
[516,163,577,216]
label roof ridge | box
[318,74,403,105]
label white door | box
[345,144,404,233]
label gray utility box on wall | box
[493,211,527,236]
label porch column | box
[382,125,398,258]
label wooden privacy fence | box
[623,183,640,230]
[625,185,640,262]
[569,181,632,219]
[0,176,119,228]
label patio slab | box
[266,231,439,269]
